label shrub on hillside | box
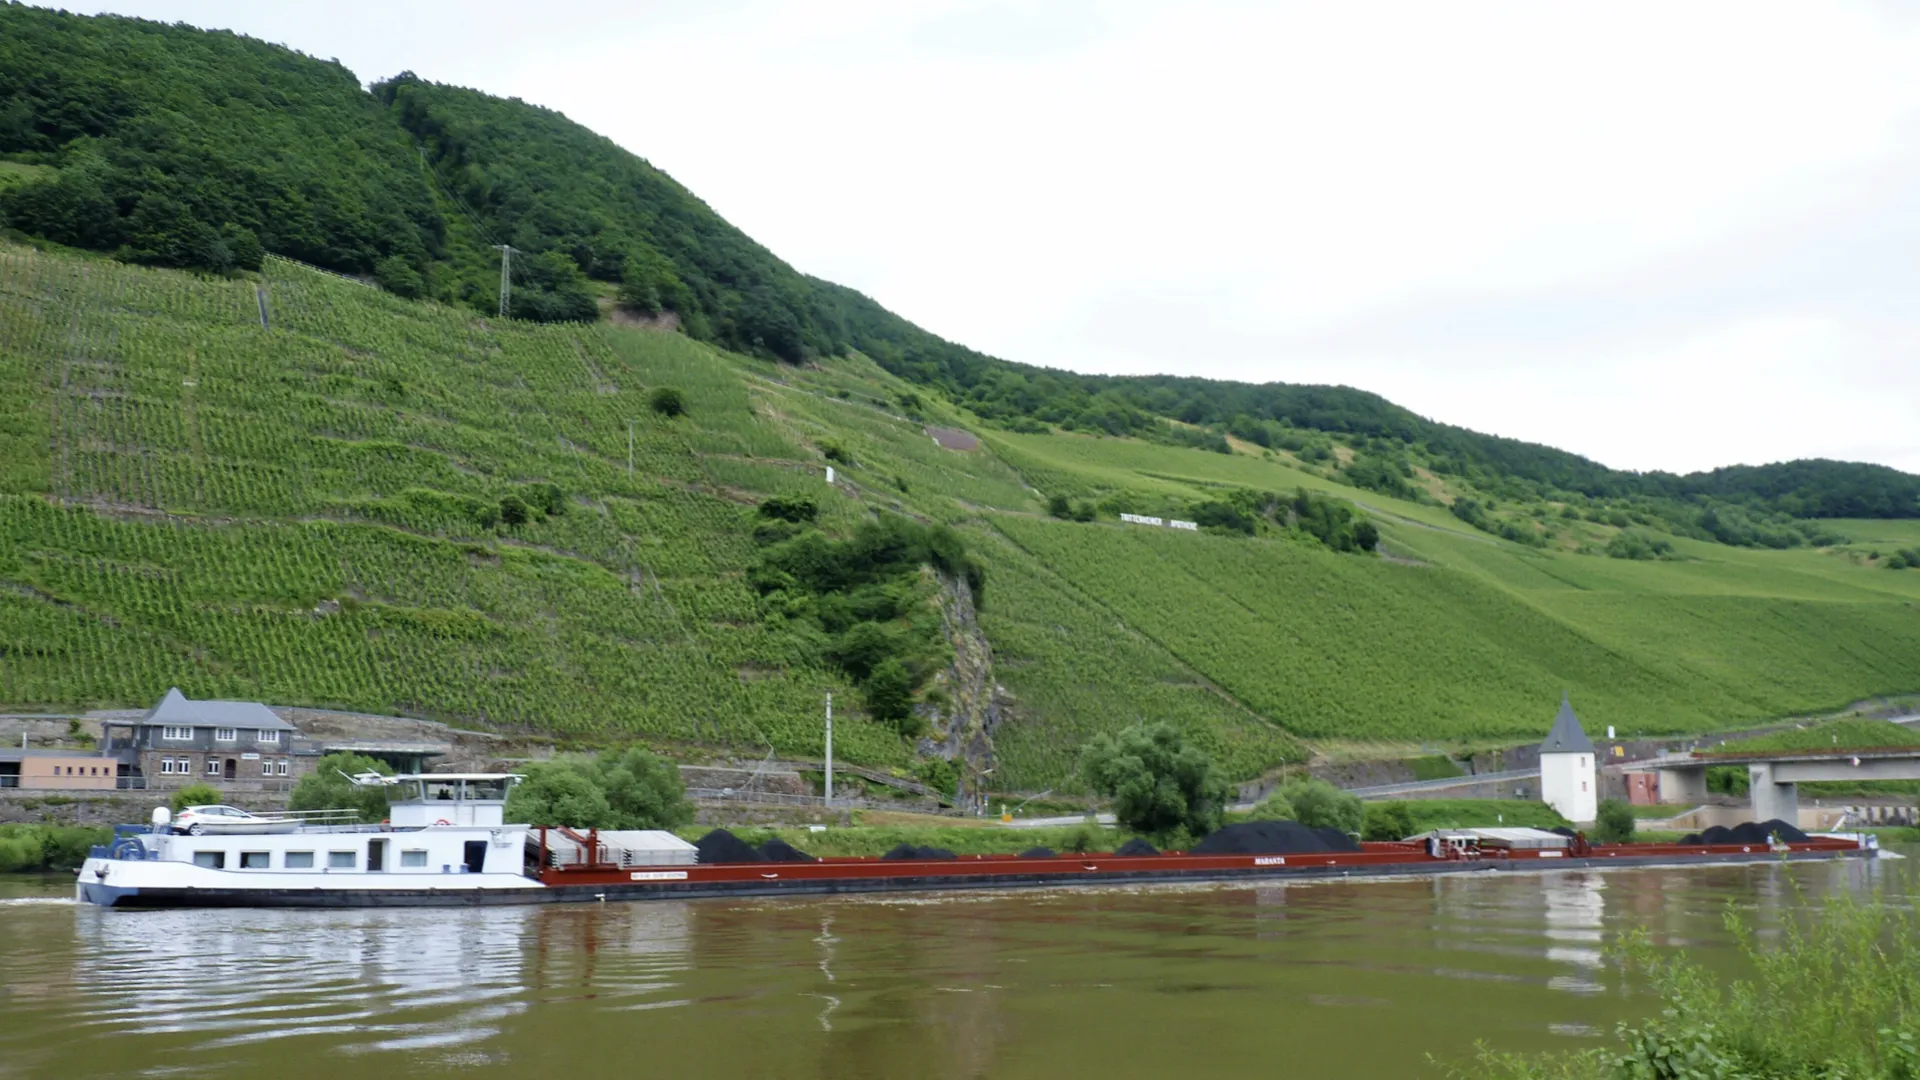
[649,387,685,418]
[498,494,531,527]
[757,496,818,524]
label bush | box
[1080,722,1232,840]
[0,824,110,873]
[1362,801,1418,841]
[1047,494,1071,519]
[1282,777,1364,836]
[1244,789,1296,821]
[287,752,394,823]
[505,746,692,829]
[1593,797,1636,844]
[862,657,918,733]
[820,438,852,465]
[757,496,818,524]
[649,387,685,418]
[498,494,530,526]
[525,482,566,517]
[373,255,424,299]
[169,782,224,813]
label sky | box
[75,1,1920,474]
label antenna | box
[492,244,516,317]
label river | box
[0,853,1905,1079]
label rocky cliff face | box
[915,572,1011,813]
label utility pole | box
[824,694,833,803]
[492,244,515,317]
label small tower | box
[1539,693,1597,824]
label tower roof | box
[1540,693,1595,754]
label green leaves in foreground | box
[1445,886,1920,1079]
[1079,722,1231,842]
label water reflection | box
[1543,873,1606,994]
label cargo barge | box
[76,774,1875,910]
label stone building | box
[1539,693,1598,825]
[100,688,311,791]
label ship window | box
[239,851,271,869]
[192,851,225,870]
[214,727,237,743]
[400,849,429,868]
[328,850,356,869]
[285,851,314,869]
[161,726,191,741]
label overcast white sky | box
[77,1,1920,474]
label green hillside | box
[3,243,1918,792]
[1,9,1918,793]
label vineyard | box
[2,244,1917,786]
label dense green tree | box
[506,762,612,827]
[1362,800,1418,841]
[287,753,394,823]
[1279,777,1364,836]
[862,657,917,732]
[1079,722,1232,839]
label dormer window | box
[161,726,191,741]
[214,727,237,742]
[256,730,280,745]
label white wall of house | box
[1541,751,1597,824]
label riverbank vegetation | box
[1451,887,1920,1079]
[672,822,1122,859]
[0,823,106,872]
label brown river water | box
[0,853,1907,1079]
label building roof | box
[1540,693,1596,755]
[140,688,295,732]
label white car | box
[172,804,292,835]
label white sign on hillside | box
[1119,513,1200,533]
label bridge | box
[1641,745,1920,822]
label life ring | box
[433,818,452,826]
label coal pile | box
[1018,847,1057,858]
[1114,838,1160,856]
[879,844,958,860]
[758,839,817,863]
[1191,820,1362,856]
[1681,819,1810,845]
[694,828,764,865]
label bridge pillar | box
[1749,763,1798,825]
[1660,765,1709,804]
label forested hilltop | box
[2,7,1918,791]
[2,5,1915,536]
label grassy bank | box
[1449,886,1920,1078]
[0,824,107,872]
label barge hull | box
[79,845,1867,909]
